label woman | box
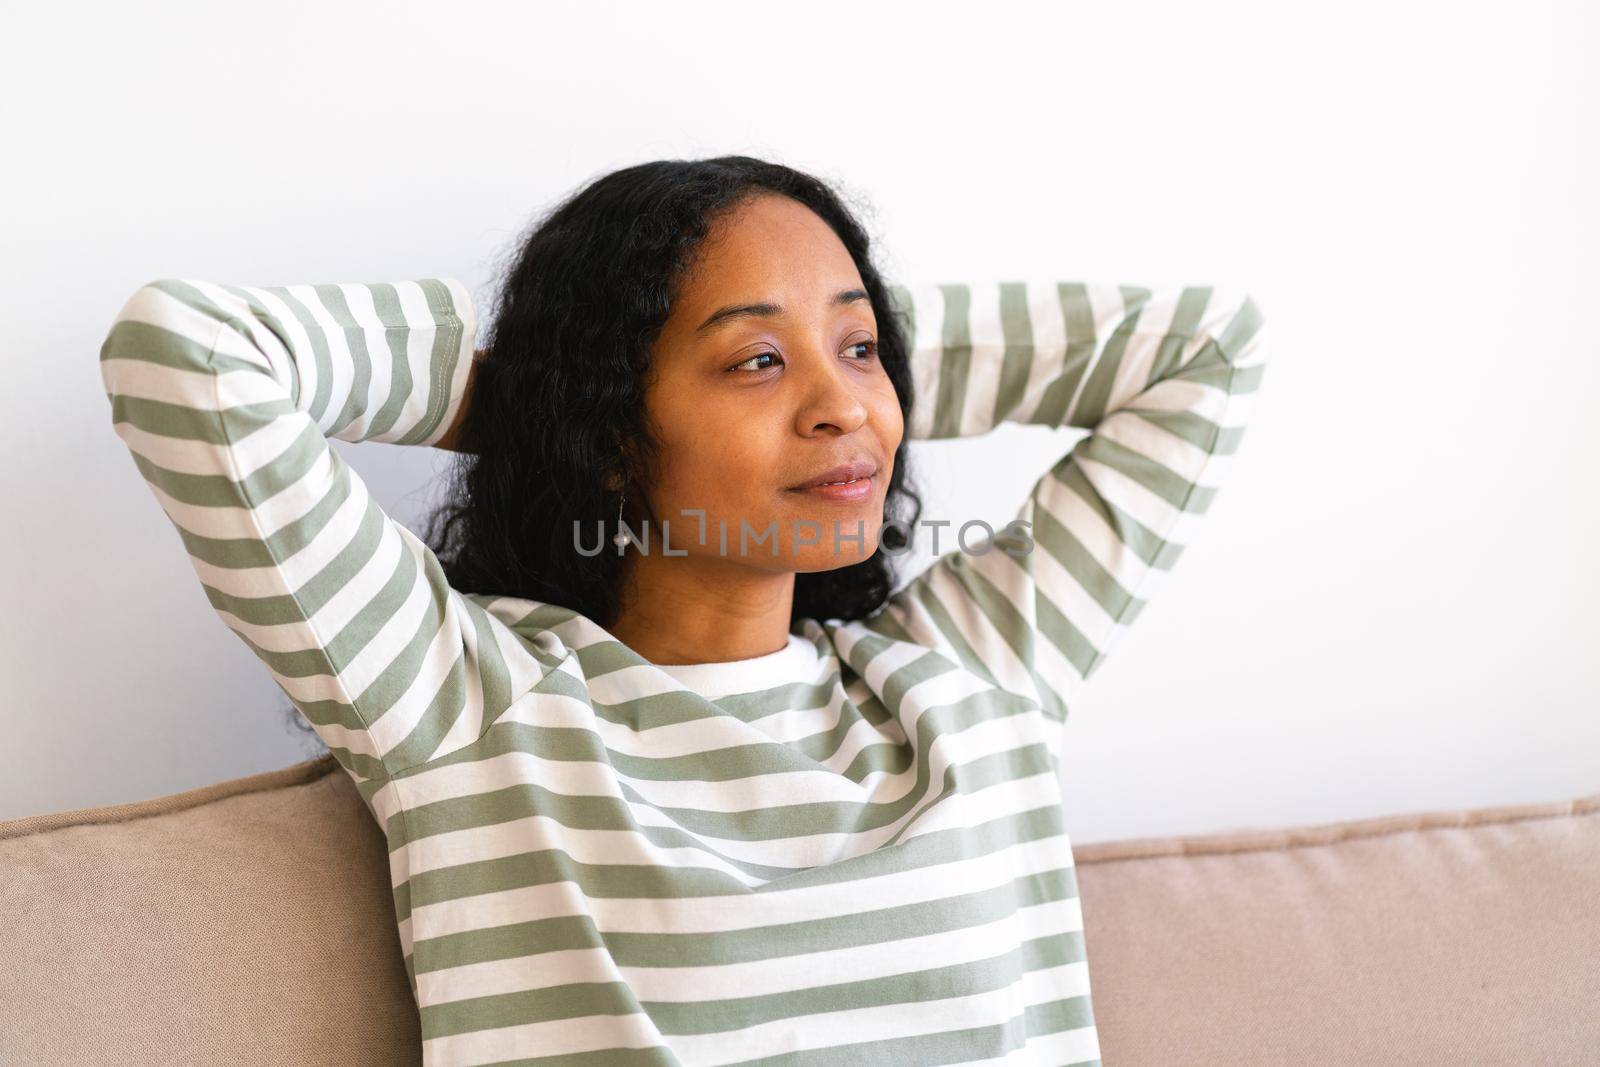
[99,155,1267,1066]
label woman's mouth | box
[786,457,879,503]
[789,475,875,503]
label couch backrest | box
[3,757,1596,1065]
[1,757,419,1066]
[1072,785,1600,1064]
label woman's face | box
[638,192,904,572]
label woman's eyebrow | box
[695,288,869,333]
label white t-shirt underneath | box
[649,632,821,701]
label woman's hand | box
[434,348,486,453]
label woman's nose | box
[792,347,870,436]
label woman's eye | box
[731,340,876,374]
[733,351,779,372]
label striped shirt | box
[99,272,1268,1065]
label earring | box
[612,490,631,549]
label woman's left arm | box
[872,279,1270,722]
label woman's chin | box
[783,535,881,571]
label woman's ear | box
[608,431,641,492]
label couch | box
[3,755,1596,1065]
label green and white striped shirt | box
[100,272,1267,1065]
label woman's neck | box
[607,551,797,666]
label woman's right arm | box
[99,278,548,783]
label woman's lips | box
[788,475,874,503]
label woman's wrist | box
[435,350,484,452]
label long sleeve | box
[98,277,543,783]
[871,280,1269,723]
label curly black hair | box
[418,155,924,632]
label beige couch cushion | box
[0,757,419,1067]
[1073,790,1600,1064]
[2,755,1595,1065]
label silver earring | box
[612,490,631,549]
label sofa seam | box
[1072,798,1600,866]
[0,755,342,840]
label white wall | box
[3,0,1595,841]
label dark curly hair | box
[418,155,924,632]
